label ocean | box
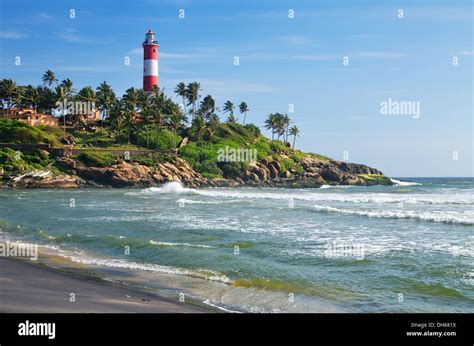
[0,177,473,313]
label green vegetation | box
[359,174,392,185]
[0,73,341,180]
[0,148,54,174]
[0,119,61,146]
[76,151,119,167]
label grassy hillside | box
[180,123,325,178]
[0,119,62,146]
[0,119,332,179]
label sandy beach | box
[0,257,214,313]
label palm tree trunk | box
[292,136,296,149]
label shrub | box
[77,151,119,167]
[0,148,52,174]
[138,129,182,150]
[0,119,60,146]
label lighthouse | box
[143,29,159,93]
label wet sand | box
[0,257,215,313]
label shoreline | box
[0,257,217,313]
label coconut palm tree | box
[78,86,96,104]
[0,79,19,116]
[55,86,67,129]
[289,125,300,148]
[239,102,249,125]
[206,113,220,140]
[264,113,279,140]
[174,82,187,119]
[223,100,234,116]
[282,113,291,142]
[199,95,216,119]
[42,69,58,88]
[226,114,238,124]
[60,79,74,99]
[191,114,207,161]
[272,112,286,140]
[96,81,116,125]
[108,99,126,135]
[23,85,41,112]
[38,86,57,115]
[185,82,201,123]
[168,104,185,148]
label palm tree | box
[38,86,57,115]
[200,95,216,119]
[185,82,201,123]
[168,105,185,148]
[96,81,116,126]
[42,69,58,88]
[174,82,187,120]
[23,85,41,112]
[264,113,279,140]
[0,79,19,116]
[239,102,249,125]
[272,112,286,140]
[191,115,207,161]
[60,79,74,99]
[206,113,220,140]
[282,113,291,142]
[289,125,300,148]
[78,86,96,104]
[223,100,234,116]
[108,99,126,135]
[226,114,238,124]
[55,86,67,129]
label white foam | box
[149,240,214,249]
[141,181,194,194]
[320,185,355,189]
[312,204,474,225]
[192,189,473,206]
[390,178,421,186]
[175,198,218,205]
[65,255,231,284]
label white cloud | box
[456,50,474,56]
[290,54,340,61]
[357,51,407,59]
[0,31,28,39]
[279,35,313,45]
[55,28,82,43]
[38,12,53,20]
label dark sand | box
[0,258,214,313]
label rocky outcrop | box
[1,155,391,189]
[227,156,391,188]
[73,157,207,188]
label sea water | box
[0,178,472,312]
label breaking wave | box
[312,204,474,225]
[390,178,421,186]
[149,240,214,249]
[141,181,194,194]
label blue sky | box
[1,0,472,177]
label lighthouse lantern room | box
[143,29,159,92]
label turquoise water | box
[0,178,473,312]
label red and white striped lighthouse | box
[143,29,159,92]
